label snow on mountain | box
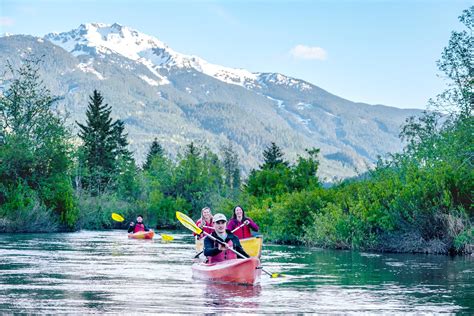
[76,62,104,80]
[44,23,260,88]
[258,73,313,91]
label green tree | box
[0,58,77,229]
[290,148,321,191]
[260,142,289,170]
[434,6,473,118]
[220,141,241,194]
[112,119,133,163]
[173,142,225,218]
[143,138,164,170]
[77,90,125,195]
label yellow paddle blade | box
[176,211,202,235]
[111,213,125,222]
[161,234,174,241]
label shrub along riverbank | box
[0,7,472,254]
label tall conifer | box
[77,90,121,194]
[260,142,288,170]
[143,138,164,170]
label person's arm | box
[232,236,249,258]
[226,219,236,231]
[246,218,259,232]
[203,236,221,257]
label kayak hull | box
[128,230,155,239]
[192,258,261,285]
[195,236,263,258]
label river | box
[0,230,472,314]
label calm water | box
[0,230,472,314]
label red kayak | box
[192,258,261,285]
[128,230,155,239]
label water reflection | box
[204,282,261,310]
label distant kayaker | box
[128,215,150,233]
[227,206,259,239]
[204,213,249,263]
[194,207,214,239]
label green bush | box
[0,182,59,233]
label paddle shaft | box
[259,267,275,277]
[200,222,245,241]
[199,231,246,259]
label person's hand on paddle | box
[129,222,134,226]
[217,243,229,251]
[244,220,250,226]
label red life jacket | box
[233,224,252,239]
[208,239,237,263]
[133,223,146,233]
[194,219,214,237]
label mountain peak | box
[44,22,262,88]
[45,22,169,59]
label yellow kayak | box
[195,236,263,258]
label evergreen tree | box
[260,142,289,170]
[220,141,241,192]
[77,90,117,195]
[112,119,133,163]
[143,138,164,170]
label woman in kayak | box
[128,215,150,233]
[204,213,249,263]
[194,207,214,239]
[227,206,259,239]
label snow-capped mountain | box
[45,23,260,88]
[0,23,423,180]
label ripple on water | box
[0,230,472,314]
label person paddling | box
[194,207,214,239]
[227,206,259,239]
[204,213,249,263]
[128,215,150,233]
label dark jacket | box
[127,222,150,233]
[203,230,249,258]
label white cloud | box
[0,17,14,27]
[290,45,327,60]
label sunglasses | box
[215,220,227,224]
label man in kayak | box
[128,215,150,233]
[204,213,249,263]
[227,206,259,239]
[194,207,214,239]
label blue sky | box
[0,0,471,109]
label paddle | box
[195,221,246,254]
[111,213,125,222]
[111,212,174,241]
[258,267,283,278]
[176,211,246,259]
[177,211,283,278]
[193,222,247,258]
